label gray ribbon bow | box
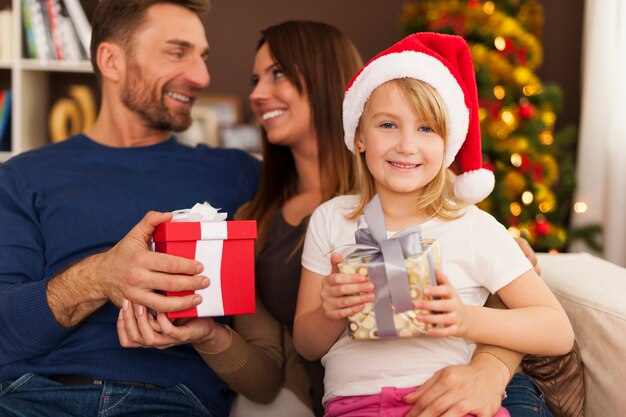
[352,195,424,337]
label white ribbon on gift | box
[171,202,228,222]
[170,202,229,317]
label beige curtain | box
[570,0,626,267]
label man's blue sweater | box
[0,134,260,415]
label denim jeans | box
[0,373,219,417]
[503,373,554,417]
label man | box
[0,1,282,416]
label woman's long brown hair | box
[236,21,363,252]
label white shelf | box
[2,1,94,160]
[18,59,92,73]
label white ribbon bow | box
[171,202,228,222]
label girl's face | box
[249,43,312,147]
[357,82,444,198]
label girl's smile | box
[387,160,422,170]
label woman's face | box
[249,43,313,147]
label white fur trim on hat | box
[343,50,469,168]
[453,168,495,204]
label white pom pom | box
[453,168,495,204]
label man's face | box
[120,3,210,132]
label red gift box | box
[153,220,257,319]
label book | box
[21,0,38,59]
[63,0,91,58]
[36,0,59,60]
[0,90,12,152]
[58,15,84,60]
[58,0,87,60]
[45,0,65,60]
[0,91,6,120]
[25,0,54,59]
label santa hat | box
[343,32,494,204]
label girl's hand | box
[413,269,471,338]
[319,253,376,321]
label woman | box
[235,20,362,417]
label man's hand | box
[47,211,209,328]
[403,353,509,417]
[514,237,541,275]
[99,211,209,312]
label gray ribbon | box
[352,195,423,337]
[426,247,438,287]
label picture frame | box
[194,94,242,128]
[178,104,219,147]
[178,94,246,149]
[221,124,262,154]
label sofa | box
[231,252,626,417]
[536,252,626,417]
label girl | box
[293,32,574,417]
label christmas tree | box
[400,0,577,251]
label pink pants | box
[324,386,511,417]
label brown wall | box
[202,0,583,130]
[536,0,584,130]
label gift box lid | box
[153,220,257,242]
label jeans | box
[503,374,554,417]
[0,373,218,417]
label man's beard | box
[121,60,193,132]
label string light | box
[495,128,508,140]
[494,36,506,51]
[539,130,554,145]
[508,227,521,237]
[501,109,515,125]
[478,107,488,121]
[521,191,534,205]
[510,202,522,216]
[574,201,588,213]
[539,202,554,213]
[513,68,532,85]
[519,227,531,238]
[493,85,505,99]
[522,85,534,96]
[542,110,556,126]
[510,153,522,167]
[483,1,495,14]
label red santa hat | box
[343,32,494,204]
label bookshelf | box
[0,0,95,163]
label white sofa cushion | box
[537,252,626,417]
[229,387,315,417]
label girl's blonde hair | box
[350,78,467,221]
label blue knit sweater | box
[0,134,260,415]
